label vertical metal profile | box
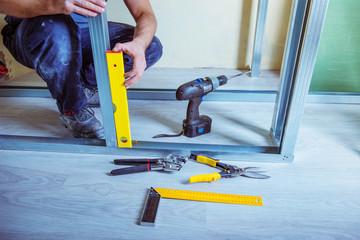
[88,12,117,147]
[251,0,269,78]
[271,0,308,144]
[280,0,329,155]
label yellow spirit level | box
[106,51,132,148]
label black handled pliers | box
[189,154,270,183]
[109,154,188,176]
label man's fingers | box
[124,71,135,79]
[124,69,142,88]
[112,43,127,53]
[124,66,144,88]
[76,0,107,9]
[68,0,106,16]
[124,75,140,89]
[70,5,98,16]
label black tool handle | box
[113,158,161,165]
[186,96,201,123]
[110,164,152,176]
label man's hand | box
[112,40,147,89]
[56,0,107,17]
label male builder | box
[0,0,163,139]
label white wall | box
[0,0,292,80]
[107,0,292,70]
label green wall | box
[310,0,360,92]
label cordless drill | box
[176,72,246,138]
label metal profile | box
[271,0,308,144]
[1,88,359,104]
[88,12,117,147]
[280,0,329,155]
[0,135,285,162]
[251,0,269,78]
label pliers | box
[109,154,188,176]
[189,154,270,183]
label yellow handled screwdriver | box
[189,154,270,183]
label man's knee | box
[16,15,82,93]
[21,15,80,64]
[145,36,163,69]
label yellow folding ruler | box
[106,51,132,148]
[140,187,262,226]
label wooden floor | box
[0,69,359,239]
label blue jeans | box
[2,15,163,114]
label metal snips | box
[189,154,270,183]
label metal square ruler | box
[140,187,263,227]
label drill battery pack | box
[182,115,212,138]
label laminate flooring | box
[0,97,277,146]
[0,98,359,239]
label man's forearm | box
[0,0,106,18]
[123,0,157,51]
[0,0,52,18]
[112,0,159,88]
[132,12,157,51]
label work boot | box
[84,87,100,108]
[59,107,105,139]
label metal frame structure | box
[88,13,118,147]
[251,0,269,78]
[0,0,330,162]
